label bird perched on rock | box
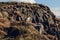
[25,15,33,24]
[26,17,31,23]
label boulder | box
[0,2,59,40]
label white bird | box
[26,16,32,23]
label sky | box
[0,0,60,17]
[35,0,60,17]
[36,0,60,8]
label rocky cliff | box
[0,2,59,40]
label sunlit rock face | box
[9,0,36,3]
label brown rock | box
[0,2,59,40]
[0,18,10,28]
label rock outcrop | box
[0,2,59,40]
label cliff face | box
[0,2,59,40]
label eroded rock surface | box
[0,2,59,40]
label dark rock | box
[0,2,59,40]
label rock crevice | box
[0,2,59,40]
